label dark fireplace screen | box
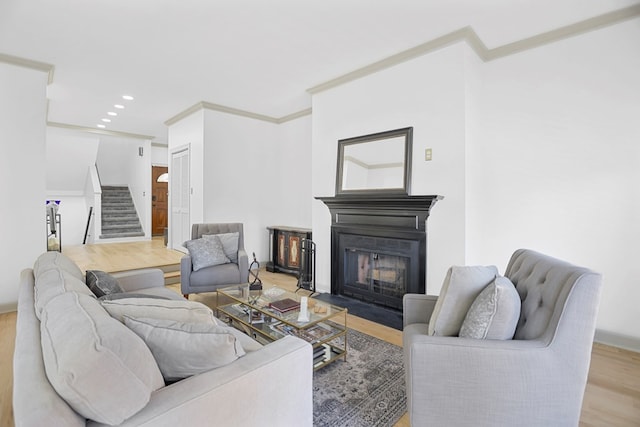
[337,233,423,310]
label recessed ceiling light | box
[97,124,106,128]
[122,95,134,101]
[107,111,117,116]
[101,118,111,123]
[114,104,125,109]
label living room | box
[1,1,639,426]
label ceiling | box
[1,0,637,144]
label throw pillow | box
[86,270,124,298]
[428,265,498,336]
[204,232,239,263]
[184,236,230,271]
[40,292,164,425]
[123,316,246,381]
[459,276,521,340]
[101,297,216,324]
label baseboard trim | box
[594,329,640,353]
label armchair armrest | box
[403,293,438,327]
[112,269,165,292]
[180,255,193,290]
[238,249,249,283]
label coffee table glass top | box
[216,284,346,327]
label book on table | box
[269,298,300,313]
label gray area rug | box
[313,328,406,427]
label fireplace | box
[317,195,441,311]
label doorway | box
[151,166,168,236]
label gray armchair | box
[181,223,249,298]
[403,249,602,426]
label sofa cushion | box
[185,236,230,271]
[101,297,216,324]
[459,276,521,340]
[428,265,498,336]
[204,232,239,263]
[86,270,124,298]
[40,292,164,425]
[123,316,246,381]
[34,268,95,319]
[33,251,84,281]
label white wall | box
[96,136,152,239]
[466,20,640,342]
[201,110,312,261]
[151,145,168,167]
[311,16,640,345]
[311,44,468,294]
[0,63,48,312]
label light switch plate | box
[425,148,432,161]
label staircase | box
[100,186,145,239]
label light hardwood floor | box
[1,239,638,426]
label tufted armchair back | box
[505,249,602,343]
[191,223,245,249]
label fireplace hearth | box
[317,195,441,311]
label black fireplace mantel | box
[316,194,443,232]
[317,194,442,310]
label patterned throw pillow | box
[204,232,239,263]
[459,276,521,340]
[184,236,230,271]
[86,270,124,298]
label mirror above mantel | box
[335,127,412,196]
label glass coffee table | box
[216,284,347,371]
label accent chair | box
[403,249,602,426]
[181,223,249,298]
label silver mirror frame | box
[335,127,413,196]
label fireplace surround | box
[317,195,441,310]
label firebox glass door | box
[344,249,409,303]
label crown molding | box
[0,52,55,84]
[47,121,154,140]
[308,4,640,94]
[164,101,312,126]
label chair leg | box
[183,294,189,299]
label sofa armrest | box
[403,293,438,327]
[112,269,165,292]
[99,336,313,427]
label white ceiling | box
[1,0,637,144]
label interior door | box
[151,166,168,236]
[170,147,190,253]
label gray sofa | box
[14,251,312,426]
[403,249,602,426]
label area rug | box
[313,328,406,427]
